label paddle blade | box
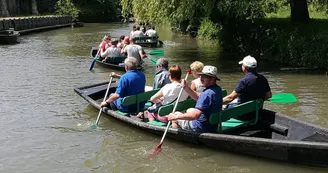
[149,49,164,56]
[88,123,98,130]
[270,93,297,104]
[148,57,157,65]
[149,142,162,159]
[89,58,96,71]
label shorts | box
[177,120,194,131]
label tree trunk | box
[0,0,9,17]
[290,0,310,22]
[31,0,39,15]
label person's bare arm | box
[223,91,238,104]
[150,90,164,103]
[190,81,201,98]
[168,108,201,121]
[264,91,272,100]
[100,93,120,107]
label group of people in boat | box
[99,54,272,133]
[97,34,147,66]
[96,24,159,66]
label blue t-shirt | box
[235,72,271,104]
[192,85,223,133]
[114,70,146,112]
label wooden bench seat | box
[115,89,160,116]
[209,99,263,133]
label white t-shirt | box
[132,30,144,38]
[146,29,158,37]
[161,82,189,105]
[101,47,121,57]
[192,78,205,93]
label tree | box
[290,0,310,22]
[55,0,80,19]
[31,0,39,15]
[0,0,9,17]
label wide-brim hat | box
[197,65,220,81]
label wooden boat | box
[90,47,126,71]
[72,22,84,27]
[0,28,20,44]
[74,81,328,167]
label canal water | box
[1,23,327,173]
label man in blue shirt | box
[168,65,222,133]
[100,57,146,113]
[223,55,272,120]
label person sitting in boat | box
[98,35,111,58]
[146,65,189,123]
[121,37,146,66]
[190,61,205,95]
[168,65,222,133]
[101,39,123,64]
[131,26,145,42]
[117,35,125,48]
[223,55,272,120]
[145,25,158,42]
[153,57,171,89]
[100,57,146,113]
[129,25,137,38]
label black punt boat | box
[0,28,20,44]
[90,47,126,71]
[134,36,163,48]
[74,81,328,167]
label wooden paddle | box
[89,77,114,129]
[150,69,191,157]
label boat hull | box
[0,31,19,44]
[74,82,328,167]
[90,47,126,71]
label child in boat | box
[190,61,205,95]
[146,65,189,123]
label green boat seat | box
[209,99,263,133]
[108,56,127,64]
[119,89,160,114]
[158,89,227,117]
[147,120,167,126]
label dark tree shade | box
[290,0,310,22]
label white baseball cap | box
[197,65,220,81]
[238,55,257,68]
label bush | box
[55,0,79,19]
[198,18,221,40]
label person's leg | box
[176,120,193,131]
[171,120,178,128]
[147,111,156,122]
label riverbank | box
[0,16,72,35]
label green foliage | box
[55,0,80,19]
[74,0,121,22]
[198,18,221,40]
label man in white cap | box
[223,55,272,120]
[168,65,222,133]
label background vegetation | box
[121,0,328,68]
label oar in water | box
[147,49,164,65]
[89,77,114,129]
[90,36,106,71]
[269,93,297,104]
[89,48,100,71]
[150,69,191,157]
